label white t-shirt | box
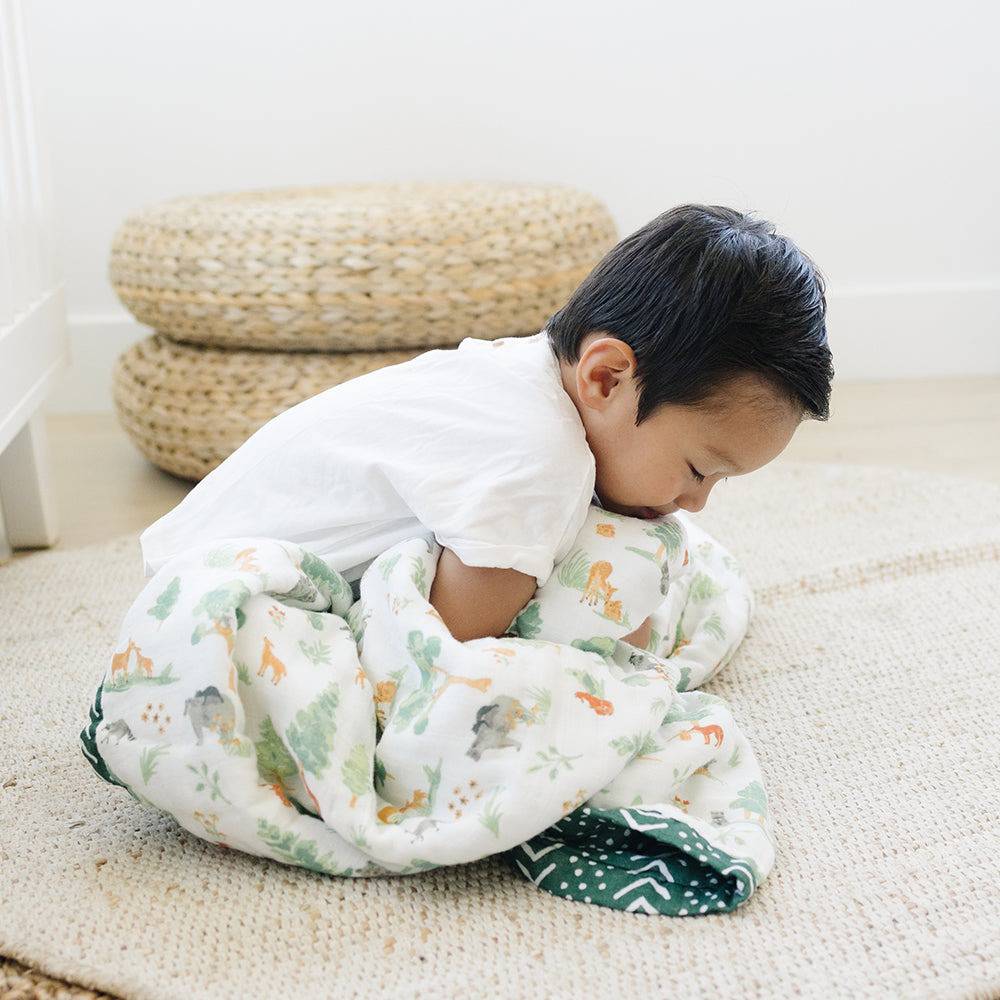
[139,330,598,589]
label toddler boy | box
[140,203,833,644]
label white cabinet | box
[0,0,67,560]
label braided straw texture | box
[108,182,618,352]
[112,333,427,481]
[0,958,113,1000]
[1,462,998,1000]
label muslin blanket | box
[81,505,775,916]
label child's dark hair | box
[545,204,833,425]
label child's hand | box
[621,614,652,650]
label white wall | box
[24,0,1000,411]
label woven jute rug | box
[1,460,997,1000]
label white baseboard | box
[46,313,146,413]
[824,279,1000,380]
[44,281,1000,413]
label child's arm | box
[429,546,538,642]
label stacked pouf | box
[109,181,618,480]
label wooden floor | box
[11,374,1000,559]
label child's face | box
[558,333,803,519]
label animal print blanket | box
[81,505,775,916]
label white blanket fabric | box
[82,505,775,915]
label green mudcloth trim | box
[508,804,763,915]
[79,683,129,791]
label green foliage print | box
[624,518,686,564]
[286,683,339,777]
[609,731,662,761]
[193,580,250,620]
[666,621,698,682]
[139,744,170,784]
[147,577,180,626]
[688,572,724,602]
[255,715,298,784]
[409,555,429,598]
[300,550,350,606]
[187,761,233,804]
[507,600,542,639]
[524,686,552,725]
[204,545,238,568]
[647,625,662,654]
[420,759,443,813]
[662,698,713,728]
[571,635,617,660]
[377,552,402,581]
[341,742,372,807]
[479,788,503,838]
[676,663,694,692]
[256,818,344,875]
[391,631,446,736]
[556,549,590,590]
[527,745,582,780]
[222,735,254,759]
[305,610,326,631]
[234,659,252,685]
[732,780,768,821]
[298,638,333,666]
[373,755,387,793]
[190,580,251,645]
[345,602,372,649]
[700,611,726,641]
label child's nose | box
[675,486,710,513]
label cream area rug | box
[1,460,997,1000]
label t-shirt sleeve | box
[384,423,595,589]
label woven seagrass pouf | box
[109,181,618,352]
[113,334,427,481]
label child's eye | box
[689,463,706,483]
